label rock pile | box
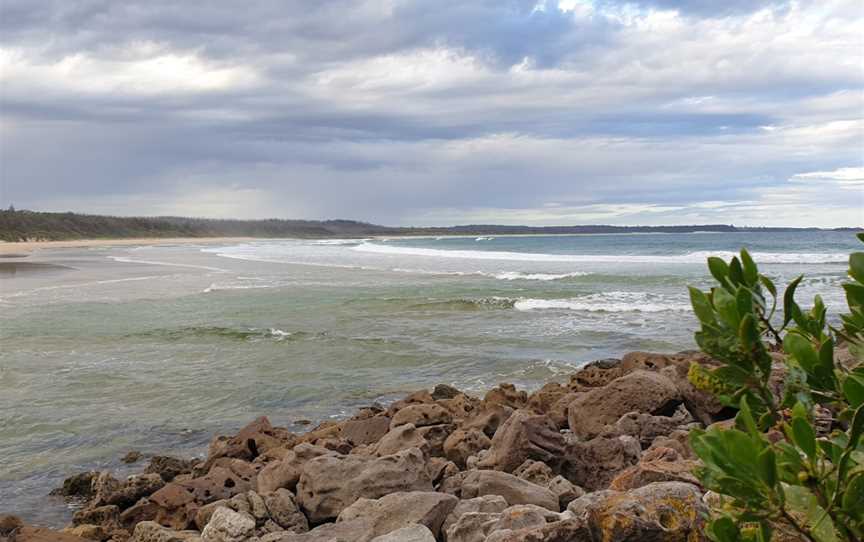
[2,350,728,542]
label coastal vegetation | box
[0,208,849,242]
[687,237,864,541]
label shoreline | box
[0,237,261,256]
[6,349,723,542]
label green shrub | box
[688,234,864,542]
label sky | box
[0,0,862,227]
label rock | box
[62,524,109,540]
[525,382,570,415]
[478,410,566,473]
[50,471,98,498]
[0,515,23,536]
[387,390,435,416]
[462,405,514,438]
[566,490,621,522]
[647,429,695,459]
[71,504,120,529]
[547,475,584,509]
[262,518,373,541]
[583,481,707,541]
[264,489,308,533]
[255,444,334,493]
[512,460,553,486]
[145,457,196,483]
[570,358,624,388]
[432,384,462,400]
[483,518,592,542]
[7,525,95,542]
[130,521,202,542]
[200,507,255,542]
[461,470,559,511]
[609,447,700,491]
[416,423,454,457]
[612,407,693,449]
[122,451,143,464]
[567,370,681,439]
[547,392,580,429]
[443,429,492,469]
[140,465,253,530]
[370,524,436,542]
[441,496,509,538]
[426,457,459,486]
[483,384,527,409]
[341,415,392,446]
[296,447,432,523]
[390,404,453,429]
[659,364,730,425]
[437,394,479,421]
[375,424,430,456]
[205,417,286,469]
[445,512,501,542]
[561,435,641,491]
[101,474,165,509]
[337,491,458,539]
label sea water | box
[0,230,858,524]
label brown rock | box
[387,390,435,416]
[416,423,455,457]
[483,384,527,409]
[122,451,143,464]
[441,495,509,538]
[570,358,624,388]
[145,457,196,483]
[375,424,430,456]
[567,370,681,439]
[390,404,453,429]
[583,481,707,541]
[561,435,641,491]
[512,460,553,486]
[0,515,23,536]
[296,447,433,522]
[72,505,120,529]
[337,491,459,539]
[612,407,694,449]
[341,415,392,446]
[443,429,492,469]
[431,384,462,400]
[609,447,700,491]
[6,525,93,542]
[255,444,334,494]
[204,417,288,471]
[437,394,479,421]
[50,471,98,498]
[478,410,565,473]
[525,382,569,415]
[647,429,695,459]
[547,392,580,429]
[462,405,514,438]
[460,470,559,511]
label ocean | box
[0,230,857,524]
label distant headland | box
[0,208,859,243]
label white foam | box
[514,291,691,313]
[491,271,589,281]
[352,243,847,264]
[109,256,227,272]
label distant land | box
[0,209,859,242]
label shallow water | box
[0,231,857,524]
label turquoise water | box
[0,231,858,524]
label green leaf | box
[757,447,777,488]
[738,395,760,436]
[783,275,803,327]
[759,275,777,298]
[729,257,744,285]
[689,286,716,325]
[843,374,864,408]
[850,252,864,284]
[739,314,762,350]
[741,248,758,285]
[844,282,864,310]
[842,472,864,519]
[791,412,817,461]
[708,257,730,284]
[736,288,754,317]
[707,517,740,542]
[714,287,741,328]
[784,333,820,374]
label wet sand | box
[0,237,258,256]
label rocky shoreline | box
[1,350,730,542]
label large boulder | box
[336,491,458,539]
[255,444,334,493]
[341,415,392,446]
[441,495,509,539]
[390,404,453,429]
[130,521,202,542]
[296,447,432,522]
[460,470,559,512]
[370,524,436,542]
[562,435,641,491]
[200,507,255,542]
[525,383,570,415]
[609,447,700,491]
[462,405,514,438]
[483,384,527,409]
[145,457,196,483]
[375,424,429,456]
[567,371,681,439]
[478,410,565,473]
[581,482,708,541]
[258,518,373,542]
[204,417,289,470]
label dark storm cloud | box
[0,0,861,226]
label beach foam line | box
[514,291,691,313]
[109,256,228,272]
[352,242,847,264]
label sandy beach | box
[0,237,259,256]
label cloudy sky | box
[0,0,862,227]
